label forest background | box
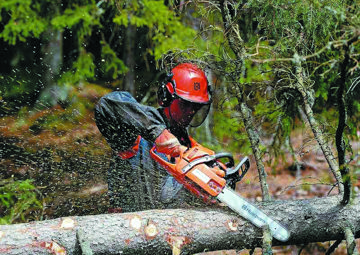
[0,0,359,254]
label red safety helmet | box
[158,63,212,127]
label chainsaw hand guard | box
[224,156,250,190]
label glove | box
[155,129,187,158]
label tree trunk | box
[123,23,136,95]
[37,28,64,107]
[1,195,359,254]
[219,1,273,249]
[41,1,63,91]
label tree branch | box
[218,0,271,202]
[293,63,344,194]
[262,225,273,255]
[344,227,359,255]
[325,239,342,255]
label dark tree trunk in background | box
[41,29,63,89]
[335,36,358,205]
[1,195,360,254]
[36,28,63,107]
[36,2,64,108]
[123,24,136,95]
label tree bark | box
[1,195,360,254]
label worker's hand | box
[155,129,186,158]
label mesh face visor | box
[169,98,211,128]
[189,102,211,127]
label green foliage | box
[0,0,48,44]
[0,0,204,91]
[238,0,360,146]
[213,98,251,154]
[51,3,102,39]
[59,48,96,85]
[247,0,346,55]
[0,179,43,224]
[185,3,228,58]
[100,41,128,79]
[245,0,359,104]
[242,60,273,84]
[0,0,103,43]
[0,70,37,98]
[113,0,198,60]
[0,69,43,114]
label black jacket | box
[94,91,191,153]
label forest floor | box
[0,99,359,254]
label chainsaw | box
[150,137,290,242]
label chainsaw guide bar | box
[218,187,290,242]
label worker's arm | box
[95,91,167,152]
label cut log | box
[1,195,359,254]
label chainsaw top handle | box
[181,152,234,173]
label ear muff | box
[157,82,173,107]
[157,73,175,107]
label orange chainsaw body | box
[150,137,227,202]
